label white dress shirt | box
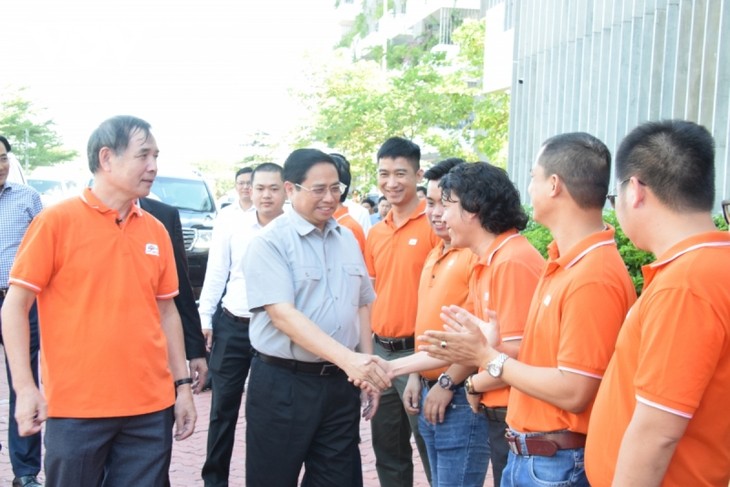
[198,207,260,330]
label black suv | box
[149,171,217,295]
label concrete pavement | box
[0,348,492,486]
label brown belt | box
[505,430,586,457]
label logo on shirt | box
[543,294,552,306]
[483,291,489,302]
[446,258,456,268]
[408,238,418,246]
[145,243,160,256]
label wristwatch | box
[487,353,510,378]
[437,372,457,391]
[464,374,481,395]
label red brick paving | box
[0,348,492,486]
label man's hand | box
[465,385,483,414]
[202,328,213,352]
[189,357,208,394]
[361,389,380,421]
[15,386,47,437]
[418,305,497,367]
[422,383,454,425]
[402,374,421,416]
[173,386,197,441]
[343,352,392,391]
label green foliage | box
[521,207,655,295]
[713,213,728,231]
[0,87,77,169]
[299,19,509,190]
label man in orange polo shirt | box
[385,157,488,486]
[1,116,196,486]
[365,137,439,486]
[422,133,636,487]
[586,120,730,486]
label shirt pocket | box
[292,266,323,303]
[342,264,365,306]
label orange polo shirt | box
[334,205,366,255]
[472,230,543,407]
[9,188,179,418]
[414,242,476,380]
[365,199,439,338]
[586,232,730,487]
[506,226,636,434]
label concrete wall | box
[504,0,729,208]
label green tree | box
[0,88,77,169]
[297,19,509,191]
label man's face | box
[252,170,286,222]
[378,198,391,218]
[0,144,9,187]
[425,179,449,241]
[377,156,422,208]
[102,129,158,199]
[287,162,340,230]
[442,191,472,249]
[235,172,252,203]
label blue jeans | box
[501,431,589,487]
[419,385,490,487]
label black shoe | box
[12,475,42,487]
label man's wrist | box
[174,378,193,388]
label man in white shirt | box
[199,163,286,486]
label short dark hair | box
[251,162,283,183]
[538,132,611,209]
[0,135,11,152]
[377,137,421,171]
[236,167,253,179]
[362,197,376,207]
[616,120,715,212]
[329,153,351,202]
[87,115,152,174]
[378,195,388,204]
[441,162,529,234]
[282,148,336,185]
[423,158,465,181]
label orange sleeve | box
[490,259,540,340]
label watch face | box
[487,363,500,377]
[438,374,453,390]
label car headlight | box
[192,228,213,251]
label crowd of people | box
[0,116,729,487]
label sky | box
[4,0,341,167]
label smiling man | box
[1,115,196,486]
[242,148,388,486]
[365,137,438,487]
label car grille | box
[182,228,195,250]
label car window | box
[150,177,215,212]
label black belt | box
[481,406,507,422]
[505,430,587,457]
[222,307,250,323]
[0,288,8,298]
[256,352,343,376]
[374,334,414,352]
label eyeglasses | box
[295,182,347,198]
[606,176,645,209]
[723,199,730,225]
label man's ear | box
[548,173,562,197]
[98,147,113,172]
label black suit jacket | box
[140,197,206,360]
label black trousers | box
[201,310,252,486]
[245,356,363,487]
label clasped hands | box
[418,305,501,367]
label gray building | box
[485,0,729,208]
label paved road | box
[0,347,497,486]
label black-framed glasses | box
[606,177,645,209]
[295,182,347,198]
[723,199,730,225]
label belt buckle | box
[320,364,337,376]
